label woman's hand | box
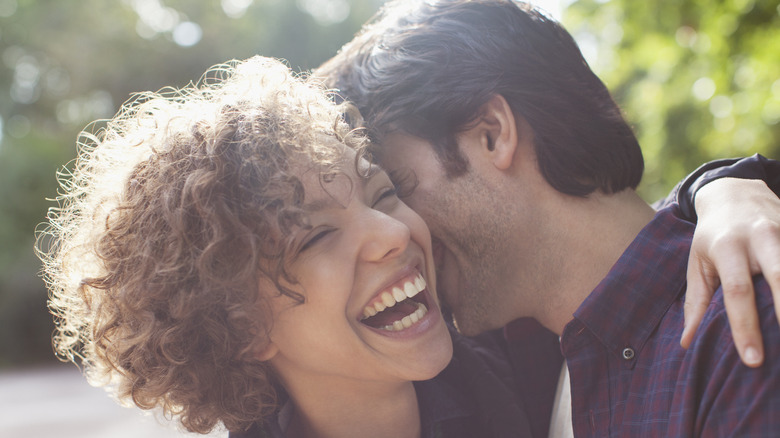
[683,178,780,367]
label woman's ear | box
[257,341,279,361]
[255,282,281,362]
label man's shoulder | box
[688,274,777,358]
[668,274,780,435]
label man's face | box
[375,132,537,335]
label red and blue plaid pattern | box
[561,205,780,437]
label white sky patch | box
[526,0,573,21]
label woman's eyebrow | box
[301,165,387,212]
[365,163,389,182]
[302,197,338,212]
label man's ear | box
[477,94,519,171]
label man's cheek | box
[431,237,445,272]
[434,249,460,306]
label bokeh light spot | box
[693,77,716,101]
[172,21,202,47]
[222,0,253,19]
[0,0,17,18]
[675,26,697,48]
[709,95,733,118]
[11,55,41,104]
[297,0,350,26]
[7,114,30,138]
[763,100,780,125]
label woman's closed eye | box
[372,186,399,208]
[299,227,335,252]
[298,184,398,253]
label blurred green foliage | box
[565,0,780,200]
[0,0,777,367]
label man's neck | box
[532,189,656,335]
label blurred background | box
[0,0,778,436]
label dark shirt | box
[503,319,563,438]
[227,376,477,438]
[229,328,531,438]
[561,205,780,437]
[664,153,780,219]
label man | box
[316,0,780,436]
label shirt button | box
[622,347,635,360]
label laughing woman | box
[37,56,526,438]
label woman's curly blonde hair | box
[36,56,368,434]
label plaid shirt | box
[561,205,780,437]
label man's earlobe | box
[482,94,519,171]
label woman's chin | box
[408,330,454,381]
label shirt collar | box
[414,371,476,435]
[562,206,693,362]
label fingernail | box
[745,346,761,365]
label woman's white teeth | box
[380,292,395,308]
[392,287,406,302]
[362,274,428,322]
[382,302,428,331]
[404,282,417,298]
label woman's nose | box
[358,209,411,262]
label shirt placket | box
[563,324,612,438]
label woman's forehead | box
[295,155,385,211]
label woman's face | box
[263,149,453,389]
